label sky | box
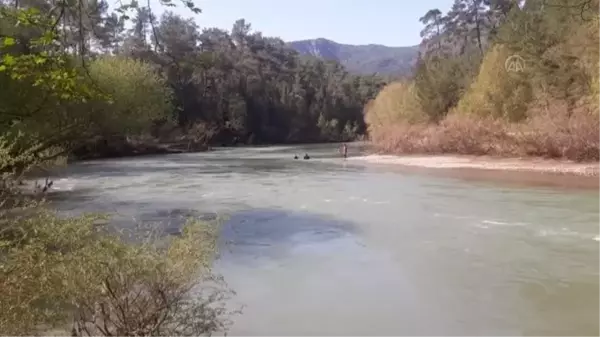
[148,0,454,47]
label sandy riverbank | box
[349,154,600,177]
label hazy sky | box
[148,0,454,47]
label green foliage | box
[0,1,239,336]
[366,0,599,160]
[455,44,533,121]
[364,81,427,131]
[412,55,472,122]
[0,6,97,173]
[495,0,599,109]
[403,0,598,123]
[143,17,385,144]
[0,7,94,103]
[86,56,173,136]
[0,1,177,170]
[0,209,233,336]
[1,0,387,160]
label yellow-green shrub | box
[455,44,533,122]
[86,56,173,135]
[0,209,234,336]
[364,81,427,134]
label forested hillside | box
[1,1,387,165]
[289,38,418,76]
[365,0,599,161]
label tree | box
[455,43,532,121]
[86,56,172,136]
[419,9,444,52]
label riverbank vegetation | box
[364,0,599,162]
[0,0,243,334]
[3,0,386,163]
[1,206,233,335]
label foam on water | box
[52,178,76,191]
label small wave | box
[482,220,510,226]
[537,228,596,241]
[481,219,527,227]
[52,178,76,191]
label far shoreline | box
[348,153,599,190]
[349,154,599,176]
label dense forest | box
[1,0,387,166]
[365,0,599,161]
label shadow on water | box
[116,208,220,236]
[48,187,221,235]
[47,183,358,262]
[218,208,359,264]
[106,205,361,262]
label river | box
[48,143,599,335]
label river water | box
[49,143,599,335]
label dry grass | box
[369,103,599,162]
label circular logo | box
[505,54,525,73]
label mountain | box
[288,38,419,76]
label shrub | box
[364,81,428,135]
[368,114,515,156]
[412,55,475,121]
[86,56,173,136]
[368,104,599,162]
[0,209,235,336]
[515,99,600,161]
[455,44,533,122]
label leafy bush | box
[86,56,173,136]
[0,208,235,336]
[364,81,427,132]
[364,0,599,161]
[368,108,599,162]
[454,44,533,122]
[412,55,475,122]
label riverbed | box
[48,143,599,335]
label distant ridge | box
[288,38,419,76]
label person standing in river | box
[340,143,348,159]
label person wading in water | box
[340,143,348,159]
